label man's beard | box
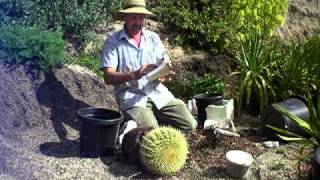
[130,24,142,33]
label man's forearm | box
[103,70,138,85]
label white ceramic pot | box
[225,150,254,178]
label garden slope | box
[0,62,138,179]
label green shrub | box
[167,73,226,99]
[139,127,188,175]
[69,44,103,77]
[273,35,320,99]
[152,0,288,54]
[0,0,34,25]
[0,24,65,71]
[0,0,121,43]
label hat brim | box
[118,7,154,16]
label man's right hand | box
[133,64,158,79]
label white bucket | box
[225,150,254,178]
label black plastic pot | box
[311,148,320,180]
[194,93,224,123]
[77,107,123,157]
[122,127,152,164]
[263,96,310,141]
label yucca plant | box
[232,32,277,115]
[139,127,188,175]
[267,90,320,152]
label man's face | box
[124,13,145,36]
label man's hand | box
[158,55,175,82]
[158,70,175,82]
[134,64,158,79]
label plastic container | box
[226,150,254,178]
[205,99,234,121]
[311,147,320,180]
[263,96,310,141]
[77,107,123,157]
[194,93,224,123]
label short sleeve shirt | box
[100,28,174,111]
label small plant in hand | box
[139,127,188,175]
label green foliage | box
[70,44,103,77]
[152,0,288,54]
[274,35,320,99]
[0,0,34,25]
[167,73,226,99]
[0,0,121,43]
[231,0,288,42]
[139,127,188,175]
[267,90,320,155]
[231,32,279,115]
[186,73,226,96]
[0,24,65,71]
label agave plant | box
[139,127,188,175]
[267,90,320,151]
[232,32,277,114]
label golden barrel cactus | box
[138,127,188,175]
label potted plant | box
[188,73,227,122]
[267,90,320,179]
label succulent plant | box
[138,127,188,175]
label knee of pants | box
[183,117,197,130]
[190,119,198,130]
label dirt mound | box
[0,62,117,179]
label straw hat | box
[118,0,153,16]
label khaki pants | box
[123,98,197,130]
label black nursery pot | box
[262,96,310,141]
[77,107,123,158]
[311,156,320,180]
[193,93,224,123]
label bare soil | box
[0,62,311,179]
[0,0,319,179]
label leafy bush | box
[152,0,288,54]
[0,0,121,43]
[167,73,226,99]
[69,43,103,77]
[0,24,65,71]
[186,73,226,97]
[273,35,320,99]
[139,127,188,175]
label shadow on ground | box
[37,72,89,158]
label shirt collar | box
[118,26,148,41]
